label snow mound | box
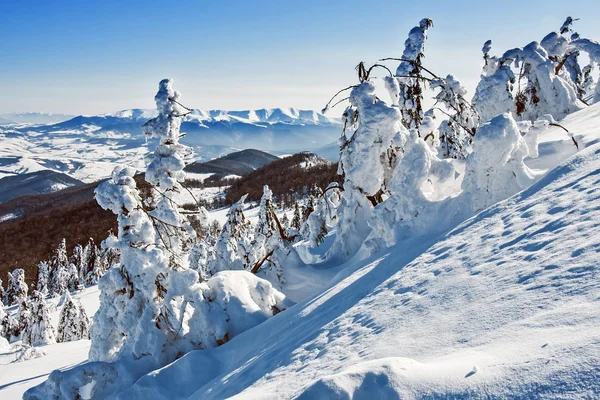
[113,142,600,399]
[23,271,289,400]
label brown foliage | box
[0,181,116,288]
[225,153,342,206]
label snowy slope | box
[113,144,600,398]
[0,287,100,399]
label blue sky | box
[1,0,599,114]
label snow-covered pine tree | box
[65,263,80,292]
[9,269,28,306]
[303,183,341,246]
[4,272,13,306]
[291,201,302,231]
[0,302,7,339]
[475,17,600,122]
[57,291,89,342]
[70,244,87,286]
[280,212,290,231]
[22,290,55,346]
[208,195,254,276]
[251,186,280,274]
[92,80,200,365]
[142,78,195,267]
[80,239,93,282]
[472,40,517,122]
[302,195,315,223]
[325,64,403,261]
[48,239,68,296]
[86,244,106,286]
[431,74,479,159]
[0,278,5,305]
[93,166,176,362]
[188,241,212,281]
[393,18,433,131]
[16,298,30,339]
[209,219,221,238]
[36,261,50,296]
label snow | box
[5,102,600,399]
[0,287,99,399]
[113,137,600,399]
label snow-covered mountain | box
[44,107,340,150]
[0,108,340,183]
[0,113,75,125]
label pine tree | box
[4,272,13,306]
[0,302,7,339]
[291,201,302,231]
[57,291,89,342]
[22,290,55,346]
[80,240,93,282]
[208,195,254,275]
[0,278,5,305]
[16,298,30,339]
[431,74,479,159]
[92,80,201,365]
[252,185,279,269]
[49,239,68,297]
[393,18,434,131]
[142,78,195,266]
[71,244,87,286]
[280,212,290,231]
[302,195,315,222]
[37,261,50,296]
[0,302,18,340]
[85,244,106,286]
[327,66,402,261]
[9,269,28,306]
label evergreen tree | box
[4,272,13,306]
[85,244,106,286]
[66,263,80,291]
[0,302,17,340]
[142,78,195,266]
[208,195,254,276]
[431,74,479,159]
[0,302,7,339]
[16,298,30,339]
[291,201,302,231]
[0,278,5,305]
[280,212,290,231]
[57,291,90,342]
[9,269,28,306]
[81,240,93,282]
[327,66,402,261]
[71,243,87,286]
[393,18,434,131]
[92,80,201,365]
[49,239,69,297]
[37,261,50,296]
[252,185,279,267]
[302,195,316,222]
[22,290,55,346]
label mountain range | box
[0,107,341,184]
